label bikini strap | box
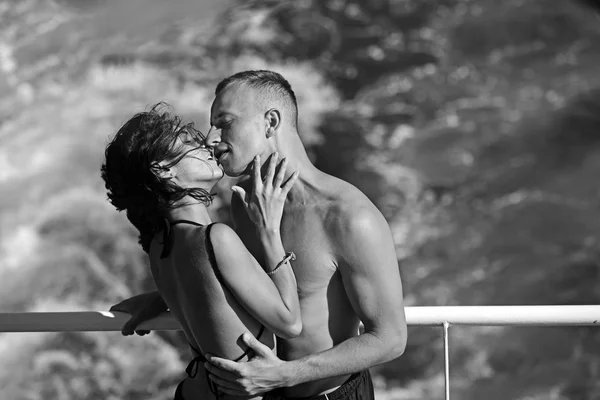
[204,223,220,280]
[185,354,206,378]
[233,325,266,362]
[170,219,205,227]
[185,344,220,398]
[184,353,221,399]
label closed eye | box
[215,120,232,130]
[180,132,195,144]
[180,126,206,145]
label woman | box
[101,103,301,400]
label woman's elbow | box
[279,318,302,339]
[274,313,303,339]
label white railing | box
[2,305,600,400]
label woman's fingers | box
[231,186,248,208]
[264,152,278,186]
[273,158,287,190]
[252,155,263,192]
[253,152,297,195]
[281,170,299,195]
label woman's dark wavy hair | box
[101,102,213,253]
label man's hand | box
[109,291,168,336]
[204,332,288,396]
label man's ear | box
[264,108,281,138]
[152,161,176,180]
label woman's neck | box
[165,200,213,225]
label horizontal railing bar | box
[1,306,600,333]
[0,311,180,333]
[407,305,600,326]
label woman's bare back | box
[148,220,274,399]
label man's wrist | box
[279,359,301,388]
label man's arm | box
[286,205,408,381]
[205,205,407,395]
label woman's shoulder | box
[204,223,255,274]
[206,222,244,249]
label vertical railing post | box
[443,321,450,400]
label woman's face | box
[171,129,224,186]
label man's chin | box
[220,162,252,178]
[221,166,246,178]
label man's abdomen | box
[279,286,361,397]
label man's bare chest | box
[242,220,337,292]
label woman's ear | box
[264,108,281,138]
[152,161,176,180]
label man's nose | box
[205,127,221,148]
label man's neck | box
[260,129,329,206]
[283,160,328,208]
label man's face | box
[206,84,266,177]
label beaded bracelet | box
[267,252,296,276]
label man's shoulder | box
[320,176,387,235]
[316,177,396,272]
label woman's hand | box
[109,291,168,336]
[231,152,298,235]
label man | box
[113,70,407,399]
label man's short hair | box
[215,70,298,129]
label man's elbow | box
[380,325,407,362]
[389,329,407,359]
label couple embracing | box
[102,70,407,400]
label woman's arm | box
[109,291,168,336]
[211,153,301,339]
[208,223,301,339]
